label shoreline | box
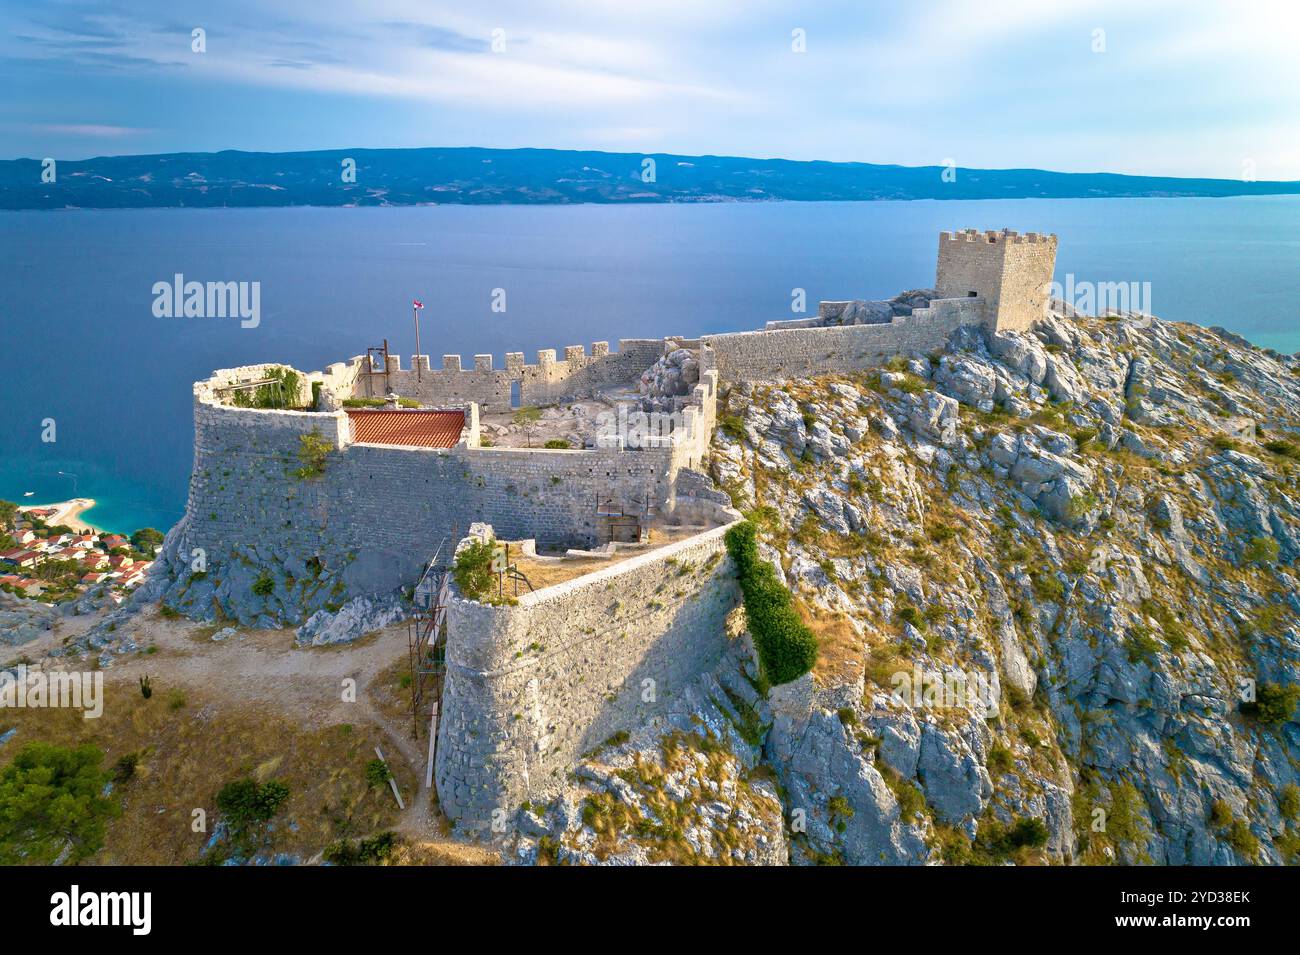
[18,498,104,534]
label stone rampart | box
[435,520,742,827]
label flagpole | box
[413,301,422,382]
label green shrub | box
[1124,625,1161,665]
[896,605,925,631]
[324,831,396,866]
[724,522,817,686]
[827,795,855,832]
[112,751,141,784]
[1226,818,1259,859]
[453,538,497,601]
[987,744,1013,776]
[215,778,290,852]
[364,759,392,789]
[1278,783,1300,822]
[543,439,571,449]
[294,429,333,480]
[0,742,118,864]
[977,815,1049,860]
[1242,536,1280,566]
[1030,571,1065,603]
[719,413,746,441]
[1240,682,1299,725]
[1139,598,1189,652]
[1208,799,1233,828]
[1264,439,1300,460]
[230,367,302,410]
[251,572,275,597]
[342,397,386,408]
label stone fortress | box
[168,228,1057,827]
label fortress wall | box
[515,339,666,406]
[182,397,470,609]
[352,339,667,413]
[311,358,364,409]
[435,521,741,827]
[178,389,692,622]
[701,297,985,383]
[358,354,516,414]
[995,233,1058,332]
[664,369,718,483]
[451,443,675,547]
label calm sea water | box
[1,197,1298,534]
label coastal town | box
[0,499,158,604]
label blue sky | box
[3,0,1298,178]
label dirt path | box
[34,606,450,842]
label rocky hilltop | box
[517,304,1300,865]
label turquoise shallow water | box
[1,196,1298,535]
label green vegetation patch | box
[0,742,118,865]
[724,522,817,686]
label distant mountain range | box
[3,147,1298,210]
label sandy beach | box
[18,497,102,534]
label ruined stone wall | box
[435,521,741,827]
[700,298,985,383]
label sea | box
[1,196,1298,535]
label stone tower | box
[935,229,1058,334]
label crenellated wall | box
[435,520,741,828]
[351,339,667,413]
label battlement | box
[355,339,661,414]
[941,228,1057,246]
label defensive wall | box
[699,296,986,383]
[348,339,666,414]
[171,357,719,625]
[434,519,742,827]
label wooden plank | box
[425,702,439,790]
[374,746,405,810]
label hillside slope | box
[517,306,1300,865]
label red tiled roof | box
[347,409,465,449]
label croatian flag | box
[413,300,424,309]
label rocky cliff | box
[522,305,1300,865]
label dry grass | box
[387,840,499,866]
[507,527,707,592]
[367,655,440,742]
[0,680,412,865]
[798,603,864,687]
[511,555,614,590]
